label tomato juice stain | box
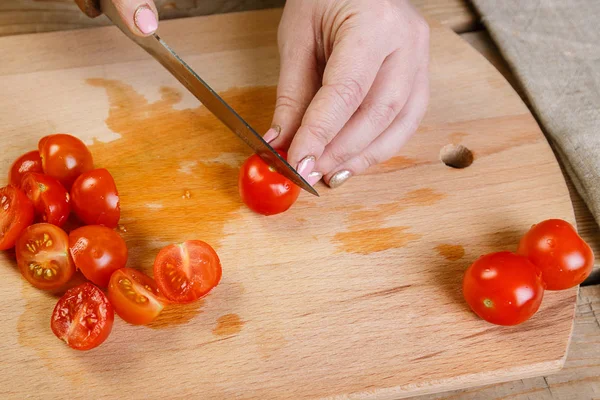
[333,226,422,255]
[435,244,465,261]
[213,313,244,336]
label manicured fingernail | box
[308,172,322,186]
[263,126,280,143]
[297,156,315,180]
[135,6,158,35]
[328,170,352,188]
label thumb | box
[82,0,159,36]
[266,38,320,150]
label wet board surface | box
[0,9,577,400]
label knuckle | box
[304,124,332,146]
[361,150,382,169]
[328,147,354,167]
[275,93,305,114]
[328,77,365,110]
[361,100,402,128]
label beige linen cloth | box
[470,0,600,226]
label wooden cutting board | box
[0,9,578,400]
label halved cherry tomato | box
[16,223,75,290]
[463,251,545,326]
[154,240,222,304]
[69,225,128,288]
[70,168,120,228]
[0,186,35,250]
[518,219,594,290]
[39,133,93,190]
[238,150,301,216]
[108,268,166,325]
[21,173,71,227]
[9,150,43,187]
[51,282,114,351]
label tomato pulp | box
[21,172,71,227]
[16,223,75,290]
[51,282,114,350]
[108,268,166,325]
[0,186,35,250]
[153,241,222,304]
[463,251,545,326]
[238,150,301,216]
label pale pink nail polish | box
[135,6,158,35]
[263,127,280,144]
[308,171,322,186]
[297,156,315,180]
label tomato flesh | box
[9,150,43,187]
[16,223,75,290]
[463,251,545,326]
[238,150,301,216]
[51,282,114,351]
[39,134,94,190]
[108,268,166,325]
[518,219,594,290]
[69,225,128,288]
[154,241,222,304]
[70,168,120,228]
[0,186,35,250]
[21,172,71,227]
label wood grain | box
[0,9,577,399]
[0,0,478,36]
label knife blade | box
[98,0,318,197]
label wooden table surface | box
[1,1,598,399]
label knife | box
[94,0,318,197]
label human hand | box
[265,0,430,188]
[75,0,159,36]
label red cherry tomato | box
[238,150,301,216]
[108,268,166,325]
[39,133,93,190]
[51,282,114,351]
[463,251,545,326]
[153,241,222,304]
[16,223,75,290]
[0,186,35,250]
[21,173,71,227]
[70,168,120,228]
[9,150,43,187]
[69,225,128,288]
[518,219,594,290]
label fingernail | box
[263,126,280,143]
[297,156,315,180]
[135,6,158,35]
[308,171,322,186]
[328,170,352,188]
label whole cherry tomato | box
[39,134,93,190]
[9,150,43,187]
[0,186,35,250]
[108,268,166,325]
[518,219,594,290]
[21,172,71,227]
[70,168,120,228]
[463,251,545,326]
[69,225,128,288]
[51,282,114,351]
[238,150,301,216]
[16,223,75,291]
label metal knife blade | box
[99,0,318,197]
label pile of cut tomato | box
[1,134,222,350]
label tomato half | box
[463,251,545,326]
[51,282,114,351]
[21,173,71,227]
[518,219,594,290]
[0,186,35,250]
[16,223,75,290]
[108,268,166,325]
[39,133,93,190]
[153,241,222,304]
[238,150,301,216]
[69,225,128,288]
[70,168,120,228]
[9,150,43,187]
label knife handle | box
[75,0,102,18]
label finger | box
[315,49,418,179]
[111,0,159,37]
[324,66,430,188]
[266,39,321,149]
[286,33,387,178]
